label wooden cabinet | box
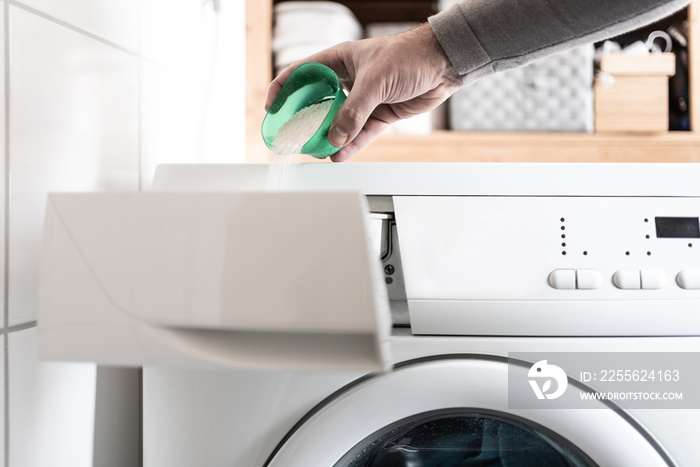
[245,0,700,162]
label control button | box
[677,270,700,289]
[549,269,576,289]
[613,270,641,289]
[640,270,667,290]
[576,269,603,289]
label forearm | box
[429,0,691,84]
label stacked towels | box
[273,2,363,75]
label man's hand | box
[265,24,463,162]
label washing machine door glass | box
[335,409,594,467]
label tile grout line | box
[3,322,35,335]
[5,0,198,82]
[3,0,9,464]
[5,0,137,57]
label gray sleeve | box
[428,0,690,84]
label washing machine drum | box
[267,358,671,467]
[337,409,592,466]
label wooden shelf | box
[350,131,700,163]
[246,1,699,163]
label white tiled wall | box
[0,336,5,467]
[140,60,200,189]
[0,6,7,466]
[9,6,140,326]
[139,0,211,76]
[0,4,6,336]
[140,0,246,187]
[13,0,139,51]
[2,0,246,464]
[9,329,96,467]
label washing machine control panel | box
[548,214,699,290]
[390,196,700,336]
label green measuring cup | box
[261,62,346,159]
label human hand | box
[265,24,463,162]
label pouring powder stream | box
[268,99,335,190]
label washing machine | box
[38,163,700,466]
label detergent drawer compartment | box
[39,192,391,370]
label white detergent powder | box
[272,99,334,155]
[267,99,334,190]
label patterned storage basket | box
[448,44,595,132]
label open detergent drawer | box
[38,191,391,372]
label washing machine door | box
[266,358,672,467]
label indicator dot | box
[645,235,650,239]
[689,243,693,248]
[562,243,567,247]
[583,251,588,256]
[561,226,565,231]
[647,251,652,256]
[560,218,565,222]
[562,251,567,255]
[561,234,566,239]
[644,218,649,223]
[625,251,630,256]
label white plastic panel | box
[151,163,700,197]
[395,196,700,301]
[407,299,700,336]
[143,367,360,467]
[393,196,700,335]
[39,192,391,372]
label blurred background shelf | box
[354,131,700,162]
[245,0,700,162]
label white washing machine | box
[38,163,700,466]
